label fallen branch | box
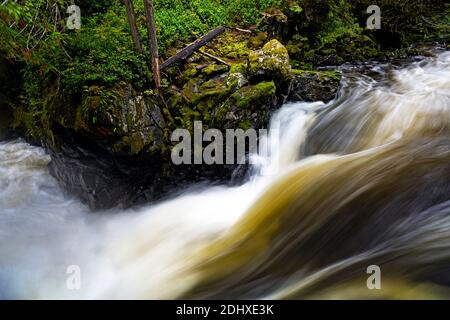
[160,26,226,70]
[198,50,230,67]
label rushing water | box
[1,52,450,299]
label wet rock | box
[289,70,341,103]
[216,81,278,129]
[112,90,166,155]
[47,126,249,210]
[48,141,132,210]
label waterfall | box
[0,52,449,299]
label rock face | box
[248,39,293,86]
[48,139,135,210]
[112,91,166,155]
[47,127,249,210]
[79,85,166,156]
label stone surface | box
[289,70,341,103]
[247,39,292,85]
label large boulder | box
[247,39,292,86]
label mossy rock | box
[226,72,249,91]
[166,88,202,131]
[215,81,278,129]
[113,130,158,155]
[248,32,269,49]
[76,85,167,155]
[247,39,292,86]
[229,62,248,75]
[171,74,237,130]
[230,81,277,109]
[180,66,199,84]
[200,64,230,77]
[205,31,252,61]
[289,70,341,103]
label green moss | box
[248,32,268,49]
[206,31,253,61]
[180,66,199,82]
[238,119,253,130]
[81,85,123,126]
[129,131,147,155]
[292,69,341,80]
[231,81,276,109]
[229,62,248,75]
[201,64,229,77]
[248,39,292,83]
[174,107,202,131]
[226,72,249,91]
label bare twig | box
[198,50,230,66]
[226,26,253,34]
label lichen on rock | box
[215,81,278,129]
[247,39,293,87]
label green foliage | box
[317,0,362,46]
[133,0,282,51]
[62,8,151,94]
[0,1,29,59]
[75,0,115,16]
[428,3,450,42]
[81,85,119,125]
[224,0,282,26]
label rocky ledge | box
[1,34,343,210]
